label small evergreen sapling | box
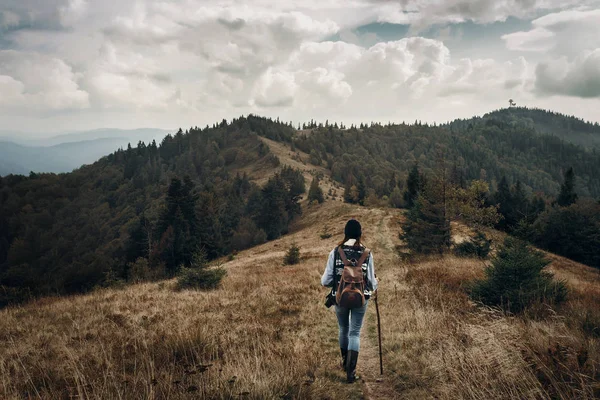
[176,251,226,290]
[470,238,567,313]
[320,225,333,239]
[284,243,301,265]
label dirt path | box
[358,210,403,399]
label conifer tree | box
[471,238,567,313]
[556,167,578,207]
[283,242,301,265]
[154,177,200,274]
[279,165,306,220]
[401,155,452,254]
[308,177,324,203]
[357,175,367,205]
[403,164,424,208]
[401,193,451,254]
[256,175,288,240]
[196,191,223,259]
[494,176,513,230]
[343,180,354,203]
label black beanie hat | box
[344,219,362,239]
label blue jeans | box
[335,301,368,352]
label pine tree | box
[401,193,451,254]
[154,177,201,274]
[357,175,367,205]
[177,251,226,290]
[308,177,324,203]
[556,167,578,207]
[494,176,513,230]
[387,172,397,196]
[125,214,151,263]
[471,238,567,313]
[283,242,301,265]
[403,164,424,208]
[343,180,354,203]
[279,166,305,221]
[511,180,529,225]
[256,175,288,240]
[196,191,223,259]
[532,201,600,267]
[401,157,453,255]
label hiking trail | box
[358,210,404,400]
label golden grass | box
[1,201,599,399]
[374,214,600,399]
[251,137,345,202]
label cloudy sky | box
[1,0,600,135]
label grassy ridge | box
[1,201,599,399]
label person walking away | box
[321,219,377,383]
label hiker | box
[321,219,377,383]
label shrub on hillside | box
[176,252,226,290]
[0,285,31,308]
[308,177,325,204]
[230,217,267,251]
[320,225,332,239]
[177,267,226,290]
[389,187,403,208]
[127,258,153,283]
[454,232,492,259]
[284,243,301,265]
[470,238,567,313]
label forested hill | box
[295,115,600,199]
[2,111,600,306]
[0,116,303,305]
[449,107,600,150]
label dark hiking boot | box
[346,350,360,383]
[340,348,348,371]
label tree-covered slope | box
[294,117,600,199]
[0,116,301,304]
[457,107,600,150]
[2,110,600,306]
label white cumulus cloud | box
[0,50,89,110]
[0,0,599,130]
[502,9,600,55]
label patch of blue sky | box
[325,17,534,61]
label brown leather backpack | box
[335,246,370,309]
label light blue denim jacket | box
[320,239,378,294]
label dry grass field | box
[1,200,599,399]
[245,137,344,202]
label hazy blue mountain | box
[0,129,171,176]
[34,128,171,147]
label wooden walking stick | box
[374,284,383,375]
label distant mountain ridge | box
[0,128,171,176]
[452,107,600,150]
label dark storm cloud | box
[535,50,600,98]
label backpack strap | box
[357,248,370,267]
[337,246,349,265]
[338,246,370,267]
